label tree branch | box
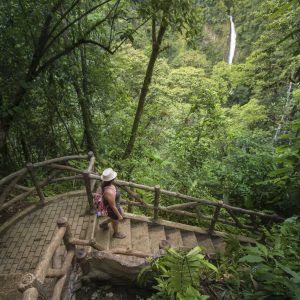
[48,0,81,39]
[42,0,113,57]
[37,1,120,75]
[81,39,114,53]
[17,0,36,50]
[36,39,112,75]
[112,15,152,53]
[108,0,121,48]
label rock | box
[80,251,149,284]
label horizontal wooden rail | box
[33,154,88,168]
[0,170,59,212]
[115,179,283,221]
[50,175,83,183]
[0,173,25,206]
[122,199,254,230]
[46,163,85,174]
[88,175,282,221]
[14,184,31,192]
[0,168,27,186]
[166,202,199,210]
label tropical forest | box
[0,0,300,299]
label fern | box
[138,246,218,299]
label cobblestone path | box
[0,195,90,274]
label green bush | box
[138,246,218,300]
[222,217,300,299]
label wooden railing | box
[0,153,283,237]
[111,180,284,234]
[17,217,150,300]
[0,152,98,235]
[1,153,284,299]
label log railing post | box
[87,151,95,172]
[57,217,75,251]
[153,185,160,221]
[75,248,90,275]
[26,163,45,205]
[250,214,258,231]
[208,201,223,235]
[195,205,203,224]
[127,180,135,213]
[18,273,38,300]
[226,208,243,228]
[83,171,94,212]
[23,287,39,300]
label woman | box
[99,168,126,239]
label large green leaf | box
[238,255,265,263]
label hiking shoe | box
[112,232,126,239]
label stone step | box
[181,230,198,249]
[165,227,183,249]
[148,224,166,254]
[110,219,132,250]
[131,220,151,254]
[95,218,112,250]
[196,234,216,255]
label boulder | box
[80,250,149,285]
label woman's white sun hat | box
[100,168,117,182]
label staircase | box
[94,213,254,257]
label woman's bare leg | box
[112,219,118,233]
[112,220,126,239]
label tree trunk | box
[20,131,32,163]
[79,45,97,155]
[123,19,167,159]
[0,119,11,175]
[73,79,97,155]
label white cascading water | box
[273,82,293,144]
[228,15,236,64]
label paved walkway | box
[0,194,90,274]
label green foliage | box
[270,119,300,187]
[221,217,300,299]
[138,246,218,300]
[265,118,300,215]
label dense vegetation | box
[0,0,299,297]
[1,0,299,215]
[139,217,300,299]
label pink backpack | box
[94,192,108,216]
[94,186,115,217]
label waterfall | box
[228,15,236,64]
[273,82,293,144]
